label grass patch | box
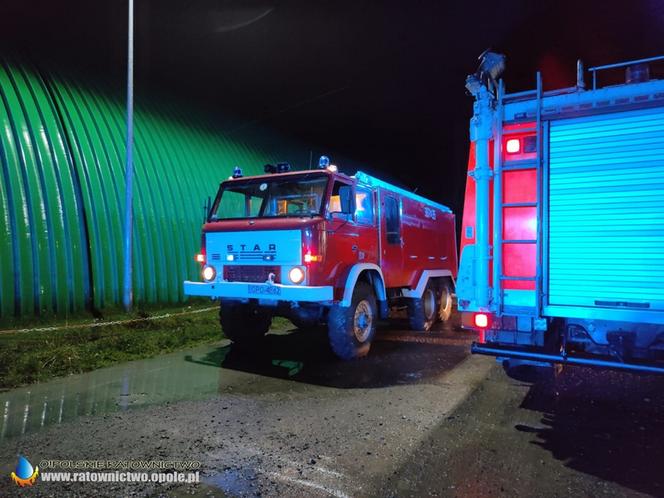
[0,303,293,390]
[0,299,215,330]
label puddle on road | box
[164,468,257,498]
[0,342,236,442]
[0,321,473,443]
[203,468,259,497]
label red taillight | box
[474,313,489,328]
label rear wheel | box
[219,302,272,345]
[328,282,377,360]
[407,281,438,331]
[437,279,453,323]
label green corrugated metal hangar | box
[0,60,315,318]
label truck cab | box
[184,160,457,359]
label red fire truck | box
[458,52,664,374]
[184,159,457,359]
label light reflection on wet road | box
[4,314,664,497]
[0,342,230,441]
[0,319,473,442]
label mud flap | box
[456,245,476,309]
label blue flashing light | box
[277,162,292,173]
[232,166,243,178]
[319,155,330,168]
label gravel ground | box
[3,320,664,498]
[0,322,488,497]
[381,364,664,498]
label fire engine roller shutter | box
[548,106,664,313]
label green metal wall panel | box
[0,60,314,319]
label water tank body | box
[0,61,312,319]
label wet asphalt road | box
[1,314,664,497]
[381,365,664,498]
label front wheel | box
[328,282,377,360]
[219,302,272,346]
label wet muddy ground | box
[2,314,664,497]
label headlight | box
[288,267,305,284]
[202,265,216,282]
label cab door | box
[322,180,378,290]
[380,191,405,288]
[353,185,379,264]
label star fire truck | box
[184,159,457,359]
[458,52,664,374]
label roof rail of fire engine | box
[502,85,578,104]
[502,55,664,103]
[353,171,452,213]
[588,54,664,89]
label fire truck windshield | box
[210,173,329,220]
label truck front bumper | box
[183,280,334,303]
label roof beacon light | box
[266,162,291,174]
[318,155,330,169]
[232,166,243,178]
[277,162,291,173]
[328,164,338,173]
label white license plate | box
[247,284,281,296]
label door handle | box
[351,245,358,252]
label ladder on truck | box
[492,74,544,318]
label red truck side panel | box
[502,171,537,290]
[461,142,494,288]
[461,127,537,293]
[501,124,537,291]
[379,187,457,290]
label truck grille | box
[223,266,280,283]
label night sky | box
[1,0,663,215]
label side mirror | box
[338,185,355,215]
